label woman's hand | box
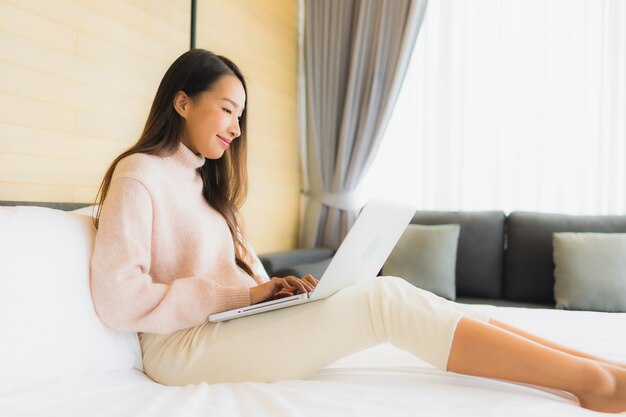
[249,275,318,305]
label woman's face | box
[175,75,246,159]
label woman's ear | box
[173,91,191,119]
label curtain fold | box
[300,0,428,248]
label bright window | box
[364,0,626,214]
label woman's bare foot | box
[578,365,626,414]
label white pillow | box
[0,206,142,395]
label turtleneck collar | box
[164,141,206,177]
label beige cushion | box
[553,232,626,312]
[383,224,460,300]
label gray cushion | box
[456,297,553,309]
[260,248,335,276]
[0,201,90,211]
[553,232,626,312]
[504,212,626,304]
[382,224,460,300]
[273,258,332,281]
[410,211,506,298]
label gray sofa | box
[260,210,626,309]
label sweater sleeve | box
[90,177,251,334]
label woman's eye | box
[223,108,232,114]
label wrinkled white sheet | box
[1,305,624,417]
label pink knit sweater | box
[90,142,267,334]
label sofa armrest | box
[259,248,335,276]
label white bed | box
[1,304,623,417]
[1,205,624,417]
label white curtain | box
[363,0,626,215]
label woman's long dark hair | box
[94,49,254,277]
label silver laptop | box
[208,198,416,322]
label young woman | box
[90,48,626,414]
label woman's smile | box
[216,134,231,148]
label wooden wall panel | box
[0,0,188,208]
[196,0,301,252]
[0,0,300,252]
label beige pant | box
[140,276,491,385]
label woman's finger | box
[275,276,315,294]
[274,277,294,291]
[269,279,290,298]
[298,275,317,291]
[285,276,310,294]
[295,276,316,292]
[268,289,294,301]
[301,274,319,288]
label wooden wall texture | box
[0,0,300,252]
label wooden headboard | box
[0,201,90,211]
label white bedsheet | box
[1,305,624,417]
